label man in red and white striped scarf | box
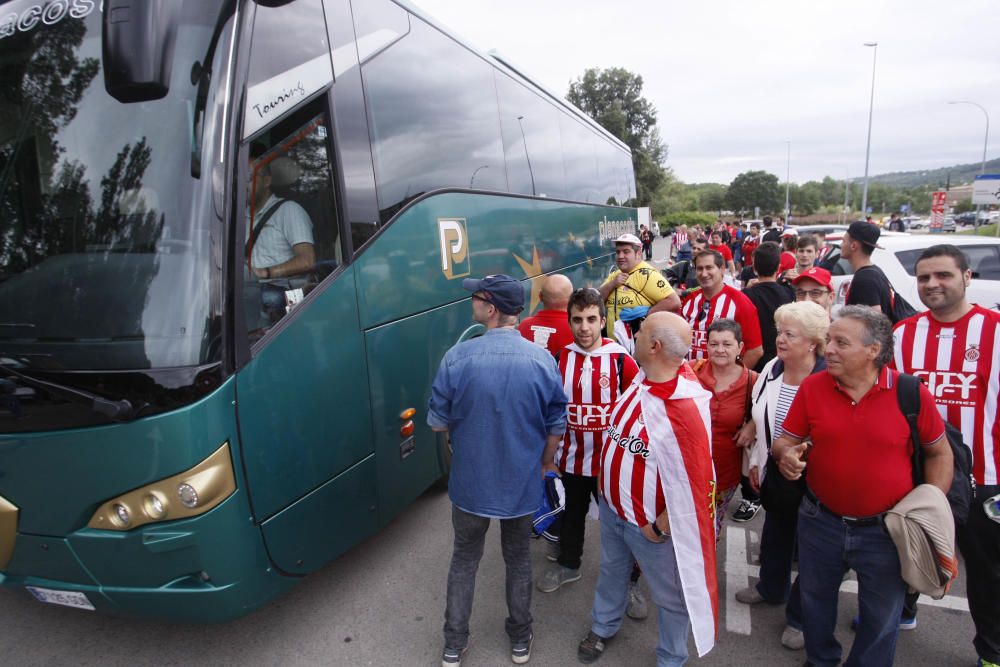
[577,312,718,665]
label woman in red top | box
[694,318,757,540]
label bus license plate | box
[25,586,95,611]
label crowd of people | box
[427,227,999,667]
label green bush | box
[660,211,717,234]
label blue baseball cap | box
[462,274,525,315]
[619,306,650,323]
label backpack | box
[887,284,919,325]
[859,265,918,324]
[896,373,976,525]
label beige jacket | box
[884,484,959,599]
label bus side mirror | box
[102,0,179,103]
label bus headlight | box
[177,483,199,508]
[112,503,131,528]
[87,442,236,531]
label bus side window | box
[244,104,340,340]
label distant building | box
[947,184,973,207]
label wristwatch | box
[650,521,665,538]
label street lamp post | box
[516,115,536,196]
[947,100,990,230]
[784,140,791,221]
[860,42,878,219]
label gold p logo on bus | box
[438,218,470,280]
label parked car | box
[824,235,1000,313]
[955,212,979,226]
[902,216,925,230]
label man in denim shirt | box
[429,274,567,667]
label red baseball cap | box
[792,266,833,292]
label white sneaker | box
[780,625,804,650]
[536,563,581,593]
[735,586,766,604]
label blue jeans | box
[443,506,533,649]
[798,494,905,667]
[591,498,690,666]
[756,506,802,629]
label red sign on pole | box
[930,191,947,232]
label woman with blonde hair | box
[734,300,829,651]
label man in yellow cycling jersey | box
[598,233,680,338]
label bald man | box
[518,274,575,356]
[578,311,719,665]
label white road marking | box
[724,525,752,635]
[838,580,969,612]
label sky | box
[407,0,1000,186]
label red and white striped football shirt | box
[599,379,667,526]
[558,340,639,477]
[680,285,763,360]
[893,305,1000,485]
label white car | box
[824,235,1000,312]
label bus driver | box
[247,154,315,320]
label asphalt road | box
[0,485,979,666]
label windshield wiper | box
[0,363,140,422]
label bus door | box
[232,0,378,575]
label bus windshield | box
[0,0,231,372]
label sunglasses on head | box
[696,300,711,322]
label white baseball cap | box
[614,233,642,246]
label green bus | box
[0,0,638,621]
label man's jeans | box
[591,498,690,666]
[443,506,533,650]
[957,484,1000,663]
[798,493,905,667]
[756,506,802,629]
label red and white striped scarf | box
[639,370,719,656]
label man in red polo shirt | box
[893,244,1000,666]
[519,274,574,355]
[773,305,951,667]
[680,250,763,368]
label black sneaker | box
[511,633,533,664]
[732,499,761,522]
[578,631,611,664]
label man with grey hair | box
[772,305,952,667]
[577,312,719,665]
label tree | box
[725,170,782,215]
[567,67,666,206]
[791,182,823,216]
